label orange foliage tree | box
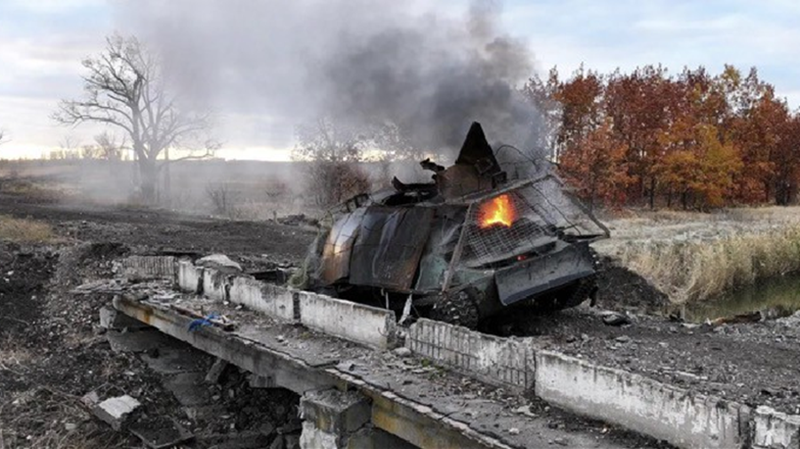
[558,118,631,209]
[658,124,742,210]
[527,63,800,209]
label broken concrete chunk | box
[196,255,242,273]
[392,347,412,358]
[601,311,631,326]
[93,395,141,431]
[513,405,536,418]
[205,358,229,384]
[81,391,100,408]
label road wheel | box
[428,288,481,330]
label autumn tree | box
[530,62,800,209]
[772,114,800,205]
[711,67,789,204]
[605,65,684,208]
[558,118,631,209]
[53,34,214,203]
[552,66,605,153]
[657,123,742,209]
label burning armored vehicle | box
[299,122,609,329]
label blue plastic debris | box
[188,313,220,332]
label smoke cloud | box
[116,0,541,156]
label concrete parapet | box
[119,256,177,281]
[405,319,533,391]
[228,276,295,322]
[202,267,231,302]
[177,258,395,349]
[297,291,397,350]
[753,406,800,449]
[534,350,746,449]
[177,260,203,294]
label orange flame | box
[479,194,516,228]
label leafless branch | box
[52,32,215,202]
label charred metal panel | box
[320,208,366,284]
[414,206,467,292]
[350,206,434,291]
[495,242,595,306]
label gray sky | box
[2,0,800,160]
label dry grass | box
[0,215,54,243]
[0,179,68,203]
[595,206,800,304]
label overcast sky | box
[1,0,799,160]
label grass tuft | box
[0,215,55,243]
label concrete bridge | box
[107,255,800,449]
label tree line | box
[525,65,800,210]
[50,33,800,210]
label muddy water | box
[678,275,800,322]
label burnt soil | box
[0,240,177,448]
[0,192,316,264]
[0,192,313,448]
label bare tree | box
[292,118,372,207]
[292,117,366,163]
[94,131,127,161]
[53,34,214,203]
[80,144,102,160]
[49,135,81,160]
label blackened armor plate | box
[349,206,434,291]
